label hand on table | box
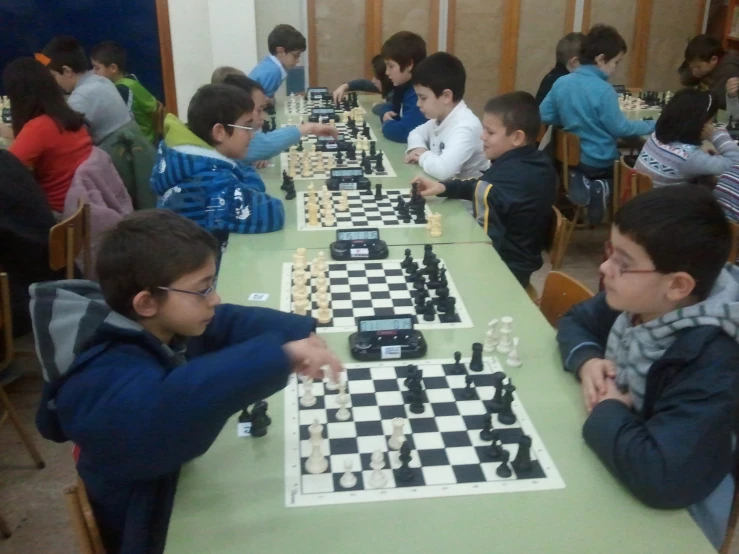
[597,378,633,410]
[579,358,616,413]
[412,175,446,197]
[404,148,428,164]
[383,111,398,122]
[252,160,270,169]
[332,83,350,104]
[283,334,344,382]
[728,77,739,99]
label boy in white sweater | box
[405,52,489,180]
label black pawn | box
[396,441,414,482]
[452,351,464,374]
[460,374,475,399]
[401,248,413,269]
[423,299,436,321]
[414,290,428,314]
[297,140,304,152]
[485,372,506,413]
[479,413,494,441]
[405,261,418,276]
[486,435,504,461]
[498,383,517,425]
[347,145,356,161]
[336,150,344,165]
[496,449,512,478]
[469,342,483,372]
[512,435,533,474]
[422,244,434,266]
[375,183,383,200]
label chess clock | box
[330,228,388,260]
[307,87,331,100]
[314,134,352,152]
[326,167,371,191]
[309,106,339,123]
[349,314,427,361]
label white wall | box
[169,0,259,118]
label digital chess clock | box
[314,133,351,152]
[349,314,427,361]
[309,106,339,123]
[330,228,388,260]
[307,87,331,101]
[326,167,371,191]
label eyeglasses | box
[227,124,255,132]
[604,241,658,277]
[157,283,217,299]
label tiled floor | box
[0,228,733,554]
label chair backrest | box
[548,206,566,270]
[0,273,13,372]
[64,477,106,554]
[553,129,581,191]
[153,102,166,142]
[539,271,594,328]
[612,155,653,214]
[729,221,739,264]
[49,202,92,279]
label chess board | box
[618,91,672,116]
[283,96,355,118]
[283,357,565,507]
[280,256,473,333]
[296,189,430,231]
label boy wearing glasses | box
[249,24,306,104]
[151,84,285,244]
[557,185,739,549]
[32,210,343,554]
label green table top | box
[165,243,713,554]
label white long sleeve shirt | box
[406,100,489,180]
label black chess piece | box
[262,118,271,134]
[347,144,356,161]
[409,385,425,414]
[425,265,440,290]
[512,435,533,474]
[250,401,270,437]
[336,149,344,165]
[375,183,383,200]
[362,157,373,175]
[297,140,304,152]
[238,406,251,423]
[347,116,355,130]
[270,116,277,131]
[415,291,428,314]
[422,244,434,265]
[415,210,427,225]
[396,196,408,214]
[460,374,475,399]
[498,383,517,425]
[285,184,296,200]
[403,365,420,387]
[485,372,507,413]
[452,351,464,374]
[469,342,483,372]
[405,260,419,276]
[370,141,377,157]
[252,400,271,426]
[375,152,385,173]
[439,268,448,287]
[486,435,504,461]
[423,299,436,321]
[434,286,449,307]
[401,248,413,269]
[413,274,426,291]
[480,413,495,441]
[396,441,414,482]
[496,449,512,478]
[439,297,457,323]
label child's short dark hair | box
[579,24,627,65]
[381,31,427,72]
[267,24,306,55]
[97,210,219,319]
[685,34,725,63]
[223,74,266,97]
[556,32,585,65]
[484,91,541,143]
[41,36,89,74]
[655,89,719,146]
[412,52,466,102]
[211,66,246,84]
[614,185,731,299]
[90,41,127,73]
[187,84,254,147]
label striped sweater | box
[715,164,739,223]
[635,129,739,187]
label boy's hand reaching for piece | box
[332,83,349,104]
[579,358,616,413]
[383,111,398,122]
[299,123,339,139]
[728,77,739,99]
[412,175,446,197]
[283,335,344,382]
[404,148,428,164]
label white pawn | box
[339,458,357,489]
[317,299,332,324]
[300,378,317,407]
[324,367,339,391]
[315,251,328,272]
[388,417,406,450]
[335,382,351,421]
[368,450,387,488]
[293,298,309,316]
[507,337,522,368]
[484,318,499,353]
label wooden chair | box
[612,155,653,217]
[0,272,45,469]
[538,271,594,328]
[525,206,568,301]
[729,221,739,264]
[49,202,92,279]
[553,129,583,266]
[65,476,105,554]
[0,511,11,538]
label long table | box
[164,97,714,554]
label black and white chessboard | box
[280,257,473,333]
[283,96,354,118]
[296,189,430,231]
[284,357,565,507]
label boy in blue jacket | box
[379,31,428,143]
[249,24,305,102]
[540,24,655,178]
[32,210,343,554]
[150,84,285,241]
[557,185,739,550]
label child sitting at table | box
[413,91,556,288]
[635,89,739,187]
[332,54,395,116]
[679,34,739,112]
[557,185,739,550]
[32,209,343,554]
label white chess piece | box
[370,449,385,470]
[315,251,328,272]
[315,272,328,290]
[339,458,357,489]
[484,318,499,353]
[293,298,308,316]
[335,382,351,421]
[497,316,514,354]
[506,337,522,368]
[368,449,387,488]
[388,417,406,450]
[300,378,317,407]
[305,420,329,474]
[324,367,339,391]
[293,252,306,271]
[317,299,332,324]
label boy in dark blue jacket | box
[557,185,739,550]
[378,31,428,143]
[31,210,343,554]
[414,91,556,288]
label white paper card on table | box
[237,422,252,437]
[350,248,369,258]
[381,345,401,359]
[248,293,270,302]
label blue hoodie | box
[31,280,316,554]
[150,114,285,234]
[540,65,656,169]
[381,82,428,143]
